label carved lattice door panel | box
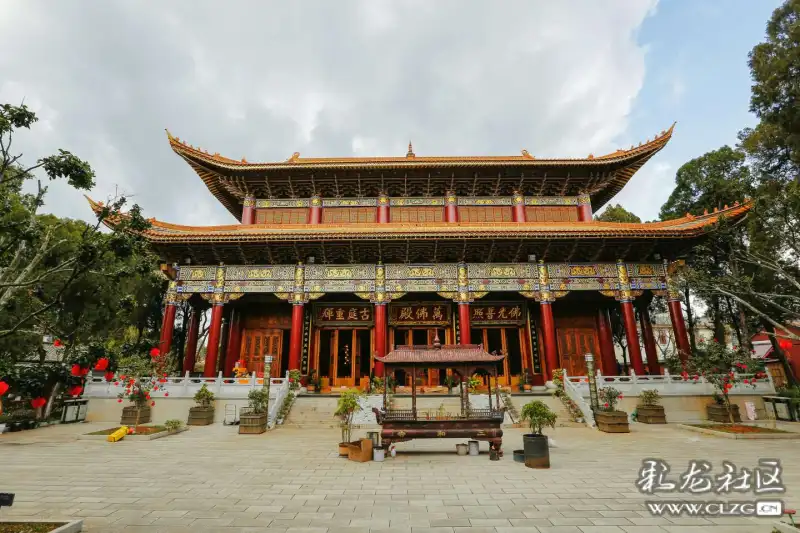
[556,328,596,376]
[240,329,283,377]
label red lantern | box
[30,397,47,409]
[0,381,8,396]
[104,371,115,382]
[70,364,82,377]
[68,386,83,397]
[94,358,109,371]
[150,347,161,358]
[779,339,793,352]
[80,367,89,376]
[53,339,63,347]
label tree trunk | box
[738,306,752,351]
[726,297,743,348]
[763,319,798,388]
[684,287,697,353]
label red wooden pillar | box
[596,308,617,374]
[668,299,691,362]
[374,303,387,377]
[309,195,322,224]
[639,305,661,374]
[242,195,255,225]
[159,302,177,357]
[620,300,645,374]
[184,306,200,373]
[224,309,243,376]
[203,303,225,377]
[288,304,304,371]
[511,191,526,222]
[377,193,390,223]
[577,194,592,221]
[458,303,471,344]
[445,192,458,222]
[540,301,559,381]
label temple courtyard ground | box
[1,422,798,533]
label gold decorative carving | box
[408,267,434,277]
[325,267,353,279]
[488,266,516,277]
[190,268,206,280]
[569,265,596,276]
[247,268,273,279]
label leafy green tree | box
[746,0,800,178]
[595,204,641,223]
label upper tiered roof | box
[167,125,675,220]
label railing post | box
[217,371,223,394]
[183,371,190,391]
[663,369,672,395]
[251,372,257,390]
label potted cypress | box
[595,386,630,432]
[188,384,215,425]
[519,400,557,468]
[334,390,363,456]
[239,388,269,434]
[636,389,667,424]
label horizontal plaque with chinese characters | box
[314,303,373,326]
[389,302,451,326]
[470,302,526,325]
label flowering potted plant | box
[670,339,757,424]
[636,389,666,424]
[595,386,629,433]
[188,383,215,425]
[520,400,557,468]
[114,347,172,429]
[288,369,301,391]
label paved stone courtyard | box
[1,422,798,532]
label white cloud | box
[0,0,659,225]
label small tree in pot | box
[239,388,269,434]
[520,400,557,468]
[636,389,666,424]
[334,390,363,456]
[596,386,629,433]
[188,384,215,425]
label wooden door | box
[240,329,283,377]
[556,328,597,376]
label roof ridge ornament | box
[288,152,301,162]
[521,149,534,159]
[406,141,415,158]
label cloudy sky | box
[0,0,782,225]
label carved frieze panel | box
[224,281,293,294]
[177,281,215,293]
[322,198,377,207]
[255,199,309,208]
[389,197,444,206]
[177,266,217,281]
[524,196,581,206]
[457,197,513,206]
[225,265,295,281]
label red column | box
[377,193,390,223]
[224,309,242,376]
[620,301,645,374]
[159,303,177,357]
[512,192,526,222]
[577,195,592,221]
[374,303,387,377]
[540,301,559,381]
[458,303,471,344]
[639,305,661,374]
[288,303,304,371]
[242,195,255,225]
[596,308,617,374]
[668,299,691,362]
[309,195,322,224]
[445,192,458,222]
[184,307,200,373]
[203,303,224,377]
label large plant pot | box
[188,406,215,426]
[523,434,550,468]
[338,442,350,456]
[595,411,630,433]
[238,412,267,434]
[707,403,741,423]
[637,405,667,424]
[121,405,151,425]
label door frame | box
[314,327,373,387]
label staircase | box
[506,394,585,428]
[283,396,341,428]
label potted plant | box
[118,378,153,426]
[521,369,533,392]
[708,392,741,423]
[334,390,363,456]
[239,388,269,434]
[188,383,215,425]
[595,386,629,433]
[636,389,666,424]
[288,369,301,391]
[444,374,458,394]
[519,400,557,468]
[164,419,184,433]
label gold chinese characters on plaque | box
[314,303,373,326]
[388,303,451,326]
[470,303,526,325]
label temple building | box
[89,125,750,388]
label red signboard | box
[389,303,451,326]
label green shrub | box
[164,419,183,432]
[247,388,270,414]
[193,384,215,407]
[520,400,557,435]
[638,389,661,406]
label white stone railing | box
[85,371,290,401]
[268,377,291,427]
[563,369,775,398]
[561,372,597,428]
